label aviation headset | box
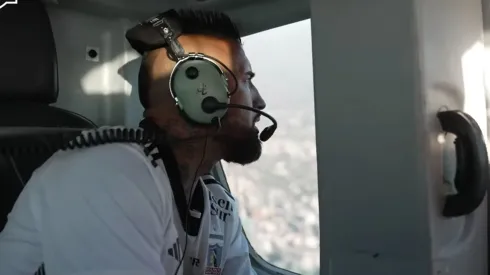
[125,9,277,142]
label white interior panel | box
[48,6,142,127]
[311,0,487,274]
[416,0,487,273]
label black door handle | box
[437,110,488,217]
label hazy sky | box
[241,20,314,112]
[222,19,319,274]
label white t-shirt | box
[0,140,255,275]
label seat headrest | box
[0,0,58,104]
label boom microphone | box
[201,96,277,142]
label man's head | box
[139,9,267,165]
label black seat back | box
[0,0,96,231]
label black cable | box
[173,134,208,275]
[0,128,155,156]
[0,127,213,157]
[205,55,238,96]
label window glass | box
[221,19,319,275]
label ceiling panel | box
[45,0,310,35]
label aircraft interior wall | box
[46,6,143,128]
[417,0,487,273]
[311,0,487,274]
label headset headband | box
[125,9,184,57]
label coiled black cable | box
[0,128,158,156]
[60,128,158,150]
[0,120,166,156]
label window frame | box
[211,162,301,275]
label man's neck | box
[147,114,221,197]
[171,141,219,198]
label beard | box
[214,126,262,165]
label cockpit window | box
[222,19,319,275]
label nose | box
[253,91,266,110]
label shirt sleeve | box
[221,204,257,275]
[38,145,171,275]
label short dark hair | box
[138,9,242,109]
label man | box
[0,9,268,275]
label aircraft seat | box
[0,0,97,232]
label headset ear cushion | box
[170,57,230,125]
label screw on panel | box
[86,46,100,62]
